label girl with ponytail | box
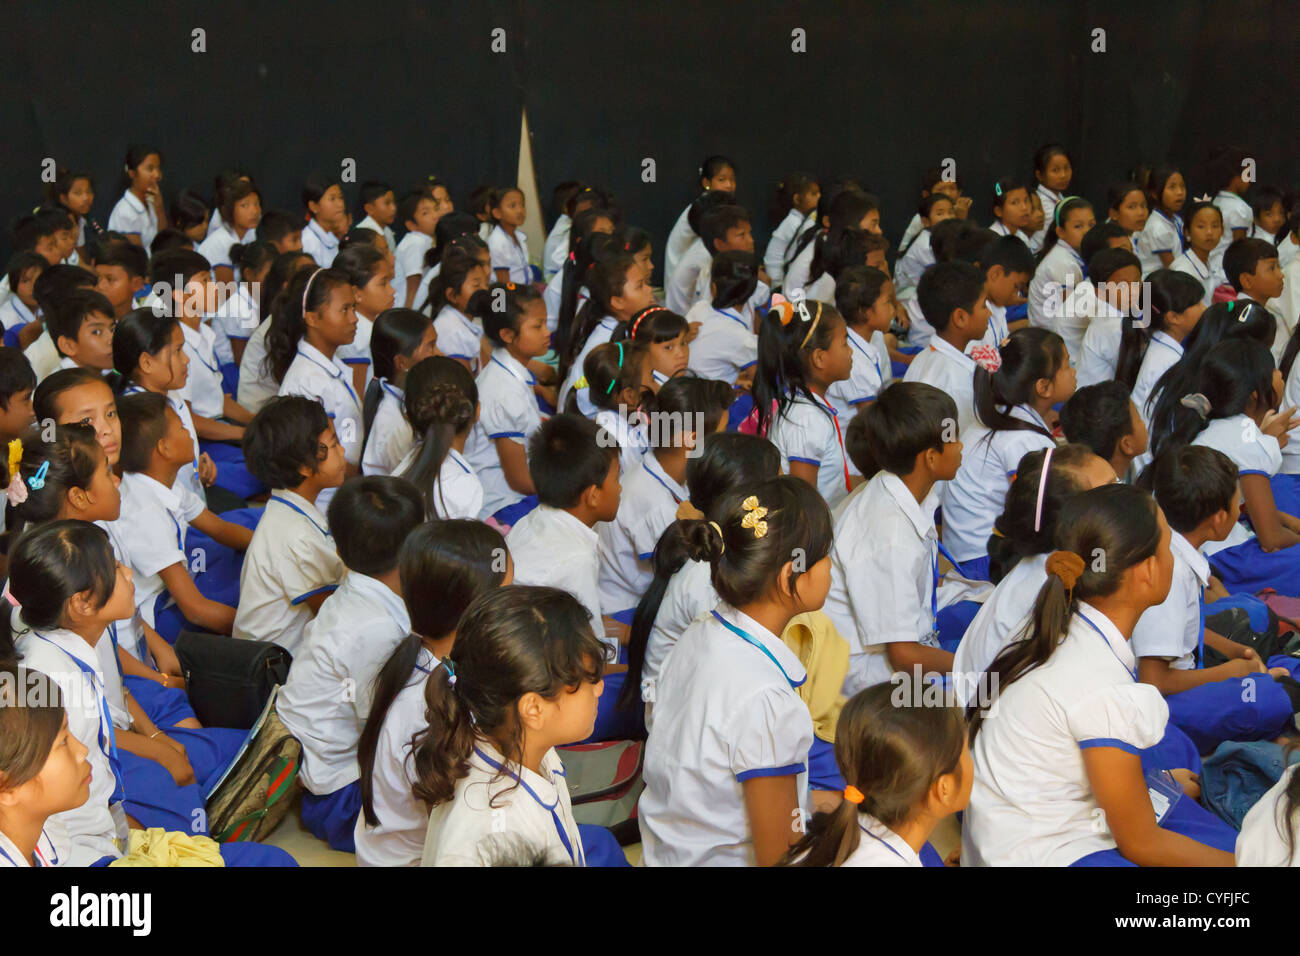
[359,308,438,476]
[1125,269,1205,412]
[396,356,483,519]
[966,483,1237,866]
[779,679,970,867]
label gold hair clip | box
[740,495,769,538]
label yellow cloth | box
[108,828,225,867]
[781,610,849,742]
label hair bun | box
[413,382,475,429]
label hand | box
[953,195,973,219]
[757,265,772,287]
[1270,666,1293,680]
[1260,405,1300,443]
[686,321,702,343]
[159,733,189,758]
[152,641,184,680]
[1224,656,1265,679]
[1169,768,1201,801]
[156,744,196,787]
[1205,575,1229,602]
[198,452,217,486]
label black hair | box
[264,266,351,383]
[990,177,1031,219]
[155,226,197,254]
[425,243,486,319]
[217,178,260,227]
[116,391,171,473]
[1144,165,1184,215]
[33,367,109,427]
[569,341,648,414]
[770,172,818,226]
[476,281,542,348]
[488,186,524,228]
[359,518,509,827]
[643,373,733,443]
[410,585,606,807]
[46,288,114,358]
[1059,382,1136,463]
[1250,185,1286,232]
[358,180,394,208]
[917,260,984,335]
[258,251,315,322]
[147,248,210,289]
[257,209,302,246]
[1207,145,1250,193]
[554,222,623,359]
[11,207,72,251]
[340,227,379,251]
[229,239,275,277]
[807,190,880,284]
[1088,246,1141,285]
[622,305,689,349]
[973,328,1065,438]
[1140,445,1238,535]
[43,165,94,208]
[821,227,878,282]
[835,265,891,328]
[325,476,424,577]
[6,251,48,291]
[0,665,67,785]
[399,356,478,519]
[753,299,844,435]
[919,192,955,220]
[1106,181,1147,221]
[1079,221,1126,266]
[1037,196,1093,263]
[333,243,386,298]
[0,347,35,410]
[1033,143,1073,177]
[1151,338,1277,458]
[979,234,1035,279]
[550,180,586,222]
[242,396,333,491]
[302,173,343,215]
[32,264,95,317]
[710,250,759,310]
[7,423,104,532]
[168,189,208,232]
[860,381,957,475]
[361,307,432,438]
[1114,269,1204,390]
[1223,237,1279,292]
[423,214,485,272]
[527,413,617,508]
[699,155,736,186]
[698,204,749,255]
[1182,197,1224,246]
[560,250,638,382]
[932,221,996,265]
[110,307,179,393]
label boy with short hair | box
[1059,380,1149,481]
[47,287,116,373]
[356,180,398,254]
[976,234,1035,346]
[257,209,304,254]
[25,263,96,380]
[901,260,989,433]
[94,239,149,318]
[664,190,736,313]
[1223,237,1287,357]
[395,187,437,308]
[0,251,48,349]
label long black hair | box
[1113,269,1203,391]
[753,299,844,435]
[361,308,431,438]
[1150,338,1278,459]
[972,327,1065,439]
[558,247,638,385]
[398,356,478,519]
[263,266,350,384]
[110,308,179,394]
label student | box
[396,356,483,519]
[686,204,767,315]
[468,184,494,240]
[300,174,347,268]
[1138,165,1187,272]
[685,251,761,388]
[596,375,731,622]
[1210,145,1254,254]
[415,585,608,866]
[92,240,148,321]
[355,519,510,866]
[277,475,423,851]
[45,166,100,265]
[395,187,438,308]
[210,240,275,366]
[901,261,989,435]
[965,484,1237,866]
[942,329,1072,580]
[665,156,737,281]
[1223,237,1286,358]
[257,208,304,255]
[1075,247,1143,388]
[1248,185,1287,244]
[271,266,362,513]
[976,234,1036,348]
[898,167,969,254]
[106,146,167,248]
[196,179,261,285]
[621,305,690,387]
[109,393,253,638]
[237,251,315,413]
[1,252,47,350]
[1027,196,1095,361]
[429,244,490,373]
[487,187,531,284]
[356,180,398,253]
[1105,181,1150,256]
[756,298,857,509]
[894,194,957,298]
[1059,382,1149,481]
[806,225,892,305]
[1236,750,1300,864]
[333,243,396,396]
[639,476,831,866]
[664,193,737,314]
[0,348,35,468]
[988,177,1034,247]
[548,208,617,333]
[1170,198,1227,307]
[824,382,963,694]
[765,172,820,288]
[779,680,970,867]
[541,181,586,280]
[1029,143,1074,249]
[1118,270,1206,425]
[569,341,653,476]
[558,252,653,410]
[786,189,881,303]
[820,265,895,421]
[25,265,96,381]
[169,189,209,244]
[44,287,115,375]
[233,397,347,654]
[466,283,549,522]
[359,308,438,476]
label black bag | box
[1203,606,1285,667]
[174,630,292,729]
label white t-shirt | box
[301,218,339,268]
[179,320,226,419]
[768,392,855,510]
[1169,249,1227,308]
[951,553,1048,705]
[362,381,413,476]
[432,304,483,372]
[684,304,757,385]
[1075,299,1126,388]
[394,232,433,300]
[107,191,158,248]
[1137,210,1184,276]
[826,327,891,422]
[1130,530,1208,669]
[394,445,484,520]
[280,341,364,512]
[237,318,278,412]
[487,224,530,284]
[467,349,544,518]
[1236,764,1300,866]
[765,208,815,287]
[902,336,979,435]
[597,453,687,616]
[507,505,608,652]
[558,315,618,411]
[664,202,697,282]
[1193,414,1282,555]
[841,813,924,867]
[643,558,714,719]
[666,238,712,314]
[1028,242,1088,362]
[542,213,571,280]
[1214,191,1254,257]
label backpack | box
[204,687,302,843]
[557,740,644,845]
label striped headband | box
[301,267,326,313]
[630,306,669,339]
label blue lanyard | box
[710,610,805,688]
[447,450,472,475]
[471,746,584,866]
[714,307,748,329]
[1076,612,1136,681]
[270,495,331,537]
[187,335,221,375]
[490,355,537,387]
[1149,333,1182,357]
[642,458,683,504]
[848,330,883,382]
[31,632,125,804]
[379,379,404,405]
[1196,572,1207,669]
[299,347,361,411]
[859,821,906,862]
[167,396,201,471]
[167,511,185,550]
[0,833,55,867]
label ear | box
[393,353,413,377]
[55,335,78,359]
[515,691,546,732]
[129,276,145,294]
[66,588,98,624]
[64,485,89,515]
[987,264,1005,283]
[1034,376,1053,400]
[774,559,798,602]
[498,325,517,348]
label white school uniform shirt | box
[277,572,412,795]
[542,213,571,280]
[362,380,413,476]
[179,320,226,418]
[664,202,697,282]
[354,648,439,867]
[1137,210,1184,275]
[196,222,254,274]
[694,267,769,315]
[16,626,130,866]
[1169,248,1226,307]
[900,296,936,350]
[902,336,979,435]
[684,303,757,384]
[300,218,339,268]
[432,303,483,371]
[963,603,1169,867]
[639,603,812,867]
[666,238,712,314]
[594,407,647,479]
[783,240,817,299]
[841,812,923,867]
[1075,297,1127,388]
[237,318,277,412]
[210,283,260,348]
[768,392,855,510]
[941,406,1055,563]
[468,348,544,518]
[976,300,1010,351]
[1274,258,1300,362]
[803,272,835,305]
[336,312,375,386]
[543,270,565,330]
[0,819,68,868]
[1214,191,1254,257]
[25,329,61,382]
[643,559,714,720]
[394,231,432,301]
[597,453,686,615]
[1028,185,1063,250]
[1193,413,1282,555]
[827,326,890,421]
[558,315,618,410]
[507,505,610,650]
[280,340,364,513]
[107,190,158,249]
[394,444,484,520]
[356,215,397,254]
[233,490,344,655]
[899,212,925,257]
[1131,530,1207,669]
[1283,355,1300,475]
[0,295,36,334]
[107,471,205,630]
[951,553,1048,705]
[989,219,1033,249]
[894,229,934,297]
[824,471,944,695]
[1236,764,1300,866]
[421,740,583,866]
[1132,331,1183,422]
[765,208,815,286]
[1028,242,1088,362]
[488,224,530,284]
[1279,233,1300,271]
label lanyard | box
[710,610,805,689]
[642,458,683,504]
[299,347,361,411]
[167,511,185,550]
[1158,209,1185,248]
[714,307,748,330]
[806,393,851,493]
[167,396,201,472]
[0,835,53,868]
[490,355,537,387]
[380,379,404,405]
[31,632,125,804]
[270,495,331,537]
[1149,332,1181,357]
[1196,574,1207,669]
[848,330,883,383]
[1076,611,1136,681]
[187,334,221,375]
[471,747,584,866]
[859,821,907,862]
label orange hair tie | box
[1044,550,1086,601]
[843,785,865,805]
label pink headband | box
[1034,446,1054,534]
[302,267,325,313]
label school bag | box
[204,686,303,843]
[1202,603,1289,667]
[174,629,292,729]
[557,740,644,845]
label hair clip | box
[740,495,769,538]
[630,306,668,340]
[606,342,625,395]
[798,300,823,350]
[8,438,22,484]
[994,182,1003,197]
[574,376,590,390]
[505,281,516,291]
[5,438,28,505]
[1179,392,1212,419]
[2,584,18,609]
[1193,192,1214,203]
[27,460,48,492]
[443,657,457,688]
[1033,446,1054,534]
[969,343,1002,373]
[770,299,795,326]
[708,520,725,553]
[1045,549,1086,602]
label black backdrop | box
[3,0,1300,265]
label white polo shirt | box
[1137,210,1184,275]
[902,336,979,435]
[768,392,854,510]
[277,571,412,795]
[826,326,890,421]
[783,240,817,299]
[941,405,1055,563]
[1076,298,1126,387]
[639,603,812,867]
[1132,331,1183,422]
[432,304,483,371]
[1130,530,1207,669]
[684,304,757,385]
[1236,764,1300,866]
[1029,185,1063,250]
[895,229,934,297]
[594,407,647,479]
[1279,233,1300,271]
[362,380,413,476]
[280,340,364,512]
[951,552,1048,705]
[1028,242,1088,362]
[394,445,484,520]
[0,819,68,868]
[1215,191,1254,257]
[507,504,607,650]
[1169,249,1226,308]
[211,283,260,346]
[421,740,583,866]
[558,316,618,411]
[0,295,36,334]
[233,490,344,655]
[643,559,714,715]
[468,348,544,518]
[356,215,397,253]
[301,218,339,267]
[597,454,686,615]
[25,329,61,382]
[765,208,816,287]
[824,472,945,694]
[543,272,589,331]
[976,300,1010,351]
[394,231,432,300]
[989,219,1032,249]
[336,312,375,387]
[237,318,277,412]
[107,190,158,249]
[1284,353,1300,475]
[664,202,697,282]
[487,224,530,284]
[542,213,571,280]
[666,238,712,314]
[179,320,226,418]
[842,813,923,867]
[963,603,1169,867]
[196,222,254,273]
[1193,413,1282,555]
[354,647,439,867]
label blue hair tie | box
[607,342,624,395]
[443,657,457,688]
[27,460,48,491]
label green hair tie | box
[1054,195,1082,227]
[607,342,624,395]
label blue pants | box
[577,824,630,867]
[153,506,263,642]
[1070,785,1238,865]
[937,600,982,654]
[1270,473,1300,518]
[584,671,646,742]
[1165,672,1295,754]
[123,676,247,793]
[808,736,846,792]
[121,749,207,834]
[301,780,361,852]
[493,495,539,527]
[951,554,991,582]
[1208,536,1300,595]
[201,439,267,500]
[220,361,240,398]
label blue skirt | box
[936,600,982,654]
[1166,673,1294,754]
[122,676,248,793]
[577,824,631,867]
[301,780,362,852]
[1270,473,1300,518]
[583,670,646,743]
[1140,721,1203,777]
[1070,785,1238,866]
[201,439,268,500]
[726,392,754,432]
[120,749,207,835]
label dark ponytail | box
[985,443,1096,583]
[264,266,350,384]
[972,328,1065,438]
[566,341,647,414]
[556,231,621,362]
[1151,338,1277,459]
[110,308,179,395]
[361,308,432,438]
[559,250,637,385]
[398,356,477,518]
[1114,269,1203,390]
[808,191,879,284]
[1036,196,1093,264]
[8,423,105,535]
[258,252,315,321]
